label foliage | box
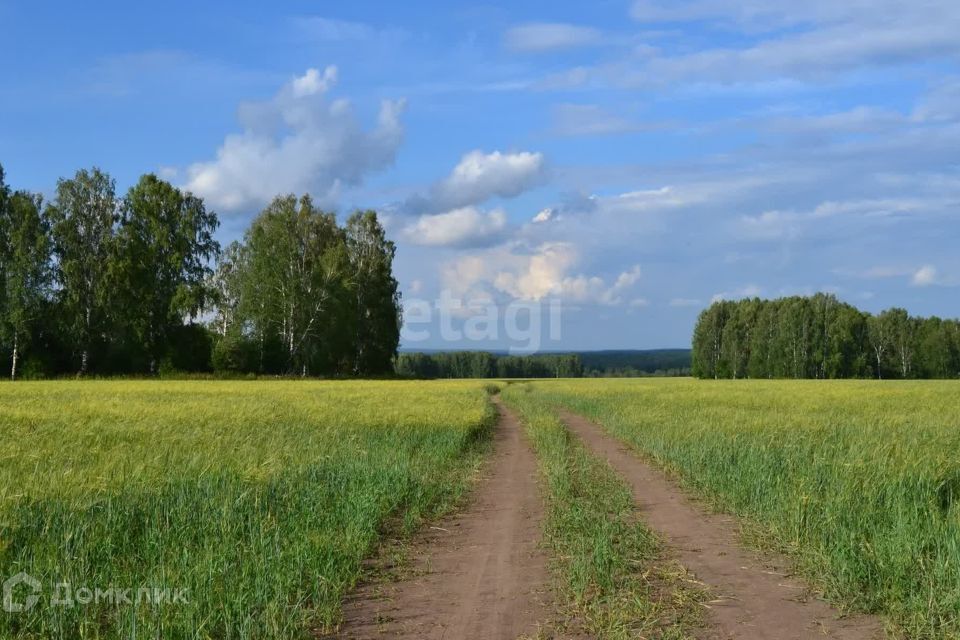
[114,174,219,372]
[0,163,402,378]
[692,293,960,379]
[46,167,118,374]
[212,197,400,377]
[0,189,52,379]
[579,349,692,377]
[0,380,493,638]
[395,350,584,378]
[345,210,402,375]
[519,378,960,638]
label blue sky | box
[2,0,959,351]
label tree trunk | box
[11,334,19,381]
[80,305,92,376]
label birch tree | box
[47,168,118,375]
[345,211,401,375]
[207,240,247,337]
[0,191,52,379]
[242,195,351,375]
[115,175,219,373]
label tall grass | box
[521,378,960,638]
[0,380,493,639]
[502,385,702,639]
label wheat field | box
[0,380,493,638]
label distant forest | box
[395,349,692,379]
[692,293,960,379]
[0,164,400,379]
[579,349,691,377]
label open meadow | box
[0,380,493,638]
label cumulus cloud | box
[441,242,642,307]
[402,207,508,248]
[405,150,546,215]
[504,23,602,53]
[184,66,405,211]
[290,66,337,96]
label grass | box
[0,380,493,639]
[501,383,703,639]
[514,378,960,639]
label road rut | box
[559,409,884,640]
[335,400,557,639]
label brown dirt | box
[333,400,561,639]
[558,409,886,640]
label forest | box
[692,293,960,379]
[0,163,401,379]
[395,351,585,378]
[579,349,691,376]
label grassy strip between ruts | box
[501,383,704,639]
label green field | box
[0,381,492,638]
[511,378,960,638]
[2,378,958,639]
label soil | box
[333,400,561,639]
[558,409,885,640]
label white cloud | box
[602,1,960,87]
[407,150,546,214]
[504,23,602,53]
[402,207,508,248]
[912,265,938,287]
[669,298,703,307]
[558,264,641,306]
[441,242,642,307]
[532,208,555,223]
[184,66,405,211]
[291,66,337,97]
[711,285,762,303]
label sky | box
[2,0,959,352]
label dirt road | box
[335,400,557,639]
[559,409,884,640]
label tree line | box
[692,293,960,379]
[0,163,401,379]
[395,351,584,379]
[579,349,691,377]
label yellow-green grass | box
[515,378,960,638]
[502,384,702,639]
[0,380,493,639]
